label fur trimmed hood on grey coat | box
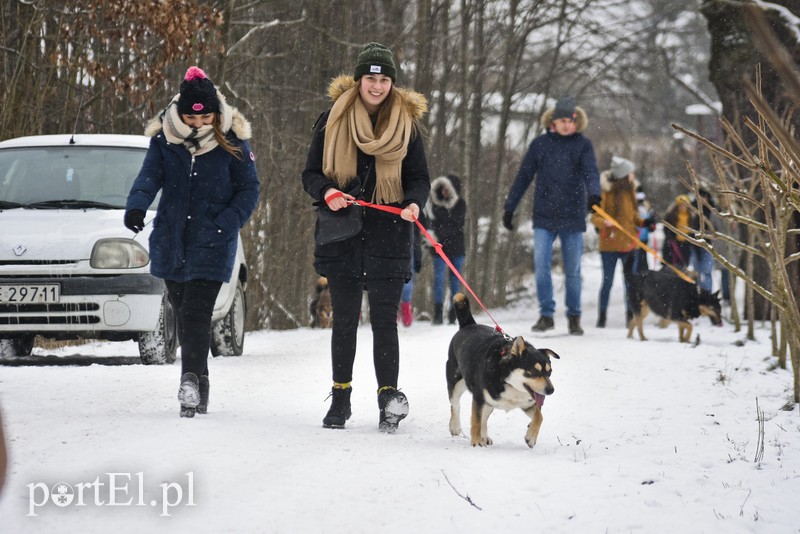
[429,174,461,211]
[540,105,589,133]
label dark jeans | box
[327,275,405,389]
[165,279,222,377]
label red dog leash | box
[350,199,504,333]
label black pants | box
[327,275,405,389]
[165,279,222,377]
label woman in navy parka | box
[125,66,259,418]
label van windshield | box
[0,146,153,209]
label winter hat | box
[354,42,397,82]
[552,96,577,120]
[610,156,635,179]
[178,66,220,115]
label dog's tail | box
[452,293,476,329]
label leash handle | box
[350,199,504,333]
[592,205,695,284]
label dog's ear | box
[540,348,560,360]
[510,336,526,357]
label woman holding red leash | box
[301,43,431,433]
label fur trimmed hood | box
[144,94,253,140]
[429,174,461,210]
[600,170,640,193]
[540,105,589,133]
[327,74,427,121]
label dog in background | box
[625,268,722,342]
[309,277,333,329]
[446,293,560,448]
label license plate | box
[0,284,60,304]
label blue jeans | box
[598,251,628,314]
[433,255,465,305]
[533,228,583,317]
[691,246,714,292]
[401,276,414,303]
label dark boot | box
[322,386,352,429]
[531,315,554,332]
[377,387,409,433]
[447,306,456,325]
[433,303,444,325]
[568,315,584,336]
[196,375,210,414]
[178,372,200,418]
[596,310,606,328]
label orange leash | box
[591,205,695,284]
[350,199,505,333]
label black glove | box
[588,195,602,213]
[124,209,145,233]
[502,211,514,231]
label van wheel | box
[0,336,35,357]
[138,294,178,365]
[211,281,246,357]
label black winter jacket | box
[425,174,466,258]
[301,110,431,280]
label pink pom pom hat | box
[177,66,220,115]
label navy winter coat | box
[504,111,600,233]
[126,131,260,283]
[301,110,430,281]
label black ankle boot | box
[196,375,210,414]
[378,387,409,433]
[447,306,456,325]
[596,311,606,328]
[178,372,200,418]
[323,387,352,428]
[433,303,443,325]
[568,315,584,336]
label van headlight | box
[90,239,150,269]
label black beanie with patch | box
[178,66,220,115]
[353,42,397,82]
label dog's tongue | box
[534,392,545,406]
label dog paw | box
[525,436,537,448]
[449,421,461,437]
[471,437,493,447]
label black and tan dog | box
[625,268,722,342]
[446,293,559,448]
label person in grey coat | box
[125,66,260,418]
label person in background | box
[301,42,430,433]
[690,188,716,292]
[661,194,693,269]
[399,223,423,327]
[425,174,467,325]
[591,156,646,327]
[125,66,260,418]
[635,186,656,271]
[502,96,601,335]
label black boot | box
[568,315,584,336]
[322,386,352,429]
[196,375,210,414]
[433,303,444,325]
[378,387,409,433]
[447,306,456,325]
[531,316,554,332]
[596,310,606,328]
[178,372,200,418]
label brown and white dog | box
[446,293,559,448]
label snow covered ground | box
[1,253,798,533]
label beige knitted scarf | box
[323,87,412,204]
[162,93,234,156]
